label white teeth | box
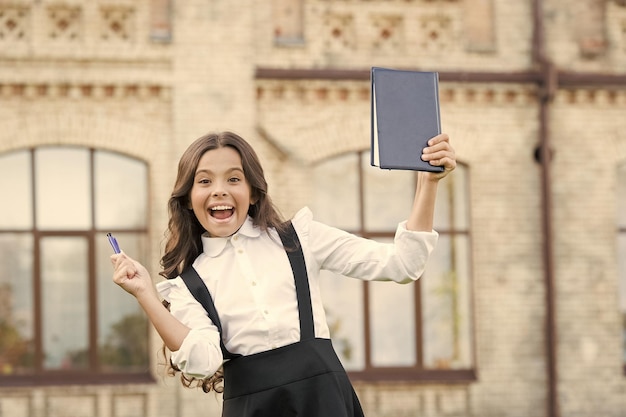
[211,205,233,211]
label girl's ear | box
[250,191,259,206]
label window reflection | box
[421,234,473,369]
[35,148,91,230]
[318,270,365,371]
[0,151,32,230]
[0,234,34,374]
[96,233,149,372]
[434,165,469,230]
[41,237,89,370]
[94,151,148,230]
[312,153,360,230]
[370,279,416,367]
[363,154,414,232]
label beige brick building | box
[1,0,625,416]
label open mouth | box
[210,205,234,220]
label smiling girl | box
[111,131,456,417]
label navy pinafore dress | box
[180,222,365,417]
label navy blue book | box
[370,67,444,172]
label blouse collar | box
[201,215,262,257]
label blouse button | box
[251,281,257,286]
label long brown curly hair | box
[159,131,287,392]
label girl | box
[111,131,456,416]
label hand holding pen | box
[108,233,154,299]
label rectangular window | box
[0,234,34,374]
[370,280,417,367]
[317,270,364,371]
[314,151,474,381]
[94,150,148,230]
[0,147,150,385]
[96,233,149,372]
[41,236,89,370]
[0,151,32,230]
[272,0,304,44]
[35,148,91,230]
[422,234,473,369]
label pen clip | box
[107,233,121,254]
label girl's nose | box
[212,189,227,197]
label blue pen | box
[107,233,121,254]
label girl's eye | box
[229,177,241,183]
[197,178,211,184]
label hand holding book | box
[420,133,456,180]
[371,67,445,172]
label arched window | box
[272,0,304,44]
[617,162,626,372]
[311,151,474,381]
[0,147,150,385]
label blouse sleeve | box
[292,207,438,283]
[156,278,224,378]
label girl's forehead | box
[196,146,244,172]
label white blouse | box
[156,207,438,378]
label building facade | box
[0,0,625,416]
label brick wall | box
[1,0,625,416]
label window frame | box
[0,146,152,387]
[315,150,476,383]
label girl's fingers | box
[426,133,450,147]
[421,133,456,176]
[424,135,452,153]
[111,254,138,281]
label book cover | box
[371,67,444,172]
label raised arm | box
[111,253,190,351]
[406,133,456,232]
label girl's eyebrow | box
[194,167,244,176]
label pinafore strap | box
[179,220,314,358]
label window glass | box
[313,151,473,377]
[370,279,416,367]
[96,232,149,372]
[618,163,626,228]
[0,234,34,374]
[618,234,626,365]
[94,151,148,230]
[422,234,473,369]
[272,0,303,43]
[0,147,150,383]
[35,148,91,230]
[318,270,365,371]
[363,153,415,232]
[434,165,469,230]
[41,236,89,370]
[0,150,32,229]
[312,153,360,230]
